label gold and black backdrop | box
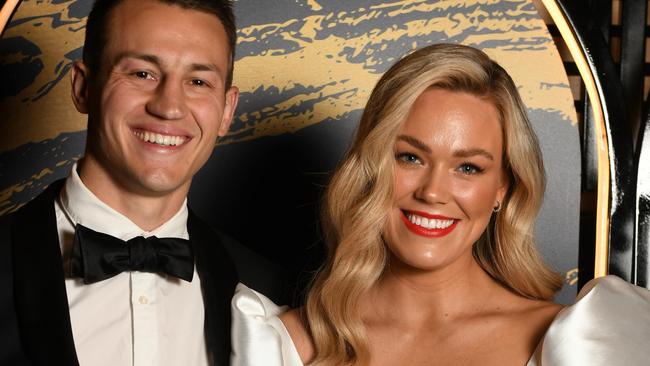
[0,0,580,303]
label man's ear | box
[217,86,239,137]
[71,61,90,114]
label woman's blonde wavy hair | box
[304,43,563,366]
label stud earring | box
[493,201,502,213]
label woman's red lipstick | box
[400,210,458,237]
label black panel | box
[620,0,647,142]
[634,110,650,287]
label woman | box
[232,44,650,366]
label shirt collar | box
[59,163,189,240]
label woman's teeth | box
[134,131,186,146]
[407,213,454,229]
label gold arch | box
[540,0,610,278]
[0,0,20,34]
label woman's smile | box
[400,210,458,237]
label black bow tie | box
[71,224,194,284]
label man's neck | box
[77,158,189,231]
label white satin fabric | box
[232,276,650,366]
[231,284,303,366]
[528,275,650,365]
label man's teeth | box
[134,131,186,146]
[407,213,454,229]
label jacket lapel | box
[188,210,239,366]
[13,179,79,366]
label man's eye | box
[134,71,153,79]
[191,79,207,87]
[396,152,421,165]
[458,163,483,175]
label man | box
[0,0,281,365]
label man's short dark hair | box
[83,0,237,88]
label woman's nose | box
[415,166,450,204]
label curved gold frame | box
[540,0,610,278]
[0,0,20,35]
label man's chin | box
[129,171,192,198]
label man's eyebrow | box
[113,52,161,66]
[453,148,494,161]
[188,62,220,73]
[396,135,431,153]
[113,53,221,74]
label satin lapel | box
[13,180,79,365]
[188,210,238,366]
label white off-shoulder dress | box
[231,276,650,365]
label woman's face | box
[383,88,508,272]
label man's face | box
[72,0,238,199]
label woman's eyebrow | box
[453,148,494,161]
[396,134,431,153]
[397,134,495,161]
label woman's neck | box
[363,253,505,327]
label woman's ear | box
[71,60,90,114]
[497,169,510,207]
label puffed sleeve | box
[231,283,304,366]
[529,275,650,365]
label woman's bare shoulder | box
[517,298,563,324]
[499,296,563,351]
[279,308,315,363]
[472,291,563,362]
[499,291,563,331]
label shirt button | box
[138,295,149,305]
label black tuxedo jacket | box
[0,179,285,366]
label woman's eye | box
[458,163,483,175]
[396,153,421,165]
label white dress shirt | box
[54,166,209,366]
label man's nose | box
[415,166,451,204]
[146,78,188,120]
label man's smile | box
[133,129,188,147]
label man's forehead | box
[110,0,212,22]
[104,0,229,52]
